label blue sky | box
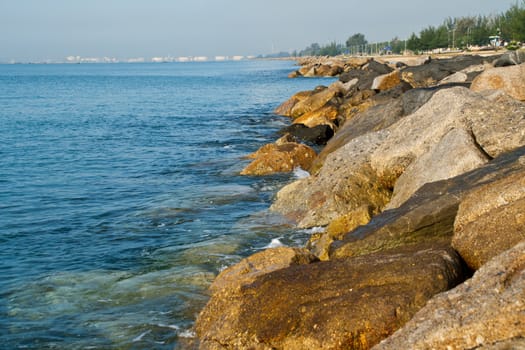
[0,0,519,61]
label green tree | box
[503,0,525,41]
[346,33,368,48]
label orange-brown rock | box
[290,87,338,118]
[471,63,525,101]
[371,70,401,91]
[196,244,465,350]
[240,136,317,176]
[293,104,339,128]
[274,90,314,117]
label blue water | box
[0,61,333,349]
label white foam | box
[302,226,326,235]
[263,238,285,249]
[178,329,196,338]
[293,166,310,179]
[132,330,151,342]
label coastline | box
[193,50,525,349]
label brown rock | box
[331,146,525,259]
[290,87,338,118]
[274,90,314,117]
[293,104,339,128]
[209,247,318,294]
[307,205,372,260]
[452,168,525,270]
[196,245,465,350]
[240,137,317,176]
[373,241,525,350]
[371,70,401,91]
[471,63,525,101]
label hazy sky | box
[0,0,519,61]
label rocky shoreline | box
[194,51,525,349]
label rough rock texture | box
[240,135,317,175]
[386,128,489,209]
[293,104,339,128]
[452,168,525,270]
[196,245,465,350]
[331,145,525,259]
[290,86,339,118]
[274,90,313,117]
[471,63,525,101]
[373,241,525,350]
[371,70,401,91]
[270,131,392,228]
[272,87,525,228]
[209,247,318,294]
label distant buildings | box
[61,55,254,64]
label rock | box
[339,69,380,91]
[290,86,339,118]
[471,63,525,101]
[307,205,372,261]
[331,145,525,259]
[270,131,392,228]
[240,136,317,176]
[371,70,402,91]
[196,245,465,350]
[364,59,394,75]
[280,123,334,145]
[274,90,314,117]
[452,168,525,270]
[293,104,339,128]
[315,63,343,77]
[373,241,525,350]
[493,49,525,67]
[401,55,495,88]
[386,128,490,209]
[209,247,318,294]
[438,71,468,85]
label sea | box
[0,60,334,349]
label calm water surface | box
[0,61,333,349]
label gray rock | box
[373,241,525,350]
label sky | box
[0,0,519,62]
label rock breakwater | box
[195,51,525,349]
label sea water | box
[0,61,333,349]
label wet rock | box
[196,245,465,350]
[373,241,525,350]
[452,168,525,270]
[386,128,489,209]
[209,247,318,294]
[240,135,317,176]
[331,146,525,259]
[307,205,372,261]
[471,63,525,101]
[280,123,334,145]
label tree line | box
[293,1,524,56]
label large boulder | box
[385,128,489,209]
[452,168,525,270]
[196,245,465,350]
[373,241,525,350]
[471,63,525,101]
[331,145,525,259]
[272,87,525,228]
[371,70,401,91]
[290,86,339,118]
[292,104,339,128]
[274,90,314,117]
[240,135,317,176]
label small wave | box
[178,329,196,338]
[132,329,151,342]
[301,226,326,235]
[262,238,286,249]
[293,167,310,179]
